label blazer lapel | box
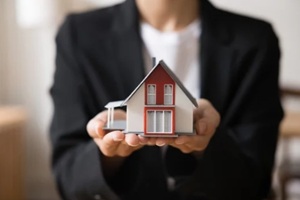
[111,0,145,96]
[200,0,235,115]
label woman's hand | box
[87,98,220,157]
[87,109,143,157]
[173,99,220,153]
[152,99,220,154]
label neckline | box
[140,18,201,45]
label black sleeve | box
[49,15,121,200]
[168,25,283,200]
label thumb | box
[87,111,108,139]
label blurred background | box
[0,0,299,199]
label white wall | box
[0,0,60,199]
[0,0,299,199]
[0,1,4,103]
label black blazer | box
[50,0,283,199]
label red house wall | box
[145,64,175,105]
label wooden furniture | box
[0,106,27,200]
[278,87,300,200]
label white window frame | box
[147,110,172,133]
[147,84,156,105]
[164,84,173,105]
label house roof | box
[122,60,198,107]
[105,100,124,108]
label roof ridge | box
[122,60,197,107]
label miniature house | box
[104,60,198,137]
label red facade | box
[144,64,176,136]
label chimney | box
[152,57,156,68]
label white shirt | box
[140,19,202,190]
[141,19,201,99]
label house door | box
[145,109,174,135]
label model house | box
[104,60,198,137]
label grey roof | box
[105,100,124,108]
[122,60,198,107]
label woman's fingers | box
[87,111,108,138]
[98,132,144,157]
[125,133,140,147]
[98,131,124,156]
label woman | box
[50,0,283,199]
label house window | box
[164,84,173,105]
[147,110,172,133]
[147,84,156,104]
